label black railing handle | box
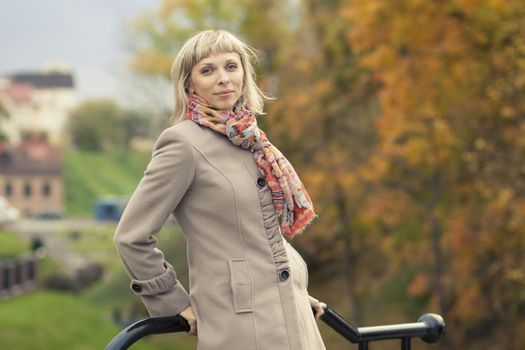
[319,303,446,344]
[318,303,361,342]
[105,304,445,350]
[418,313,446,343]
[104,315,189,350]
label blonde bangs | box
[191,32,252,66]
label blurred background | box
[1,0,524,349]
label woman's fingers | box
[312,303,324,320]
[180,306,198,336]
[308,295,325,320]
[187,318,198,336]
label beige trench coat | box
[114,119,325,350]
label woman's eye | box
[201,67,213,75]
[226,63,238,71]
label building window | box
[24,182,31,197]
[42,182,51,197]
[4,182,12,197]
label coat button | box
[131,283,142,293]
[279,268,290,282]
[256,177,266,188]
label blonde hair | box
[170,30,271,124]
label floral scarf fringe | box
[186,94,316,238]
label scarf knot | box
[186,94,316,238]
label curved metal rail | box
[105,304,446,350]
[318,304,445,349]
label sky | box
[0,0,160,104]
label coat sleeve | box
[113,125,195,317]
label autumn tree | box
[347,0,525,348]
[69,100,149,151]
[264,0,383,326]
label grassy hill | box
[0,228,28,258]
[0,291,123,350]
[0,290,196,350]
[64,149,151,217]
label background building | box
[0,138,63,216]
[0,66,77,147]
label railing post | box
[13,259,23,295]
[0,261,9,299]
[401,337,411,350]
[0,257,38,299]
[5,260,17,295]
[26,256,37,288]
[358,342,369,350]
[19,256,37,290]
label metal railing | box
[0,256,37,299]
[320,304,445,349]
[105,304,445,350]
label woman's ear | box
[185,79,194,94]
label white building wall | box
[0,80,77,147]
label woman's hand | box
[180,305,197,336]
[308,295,325,320]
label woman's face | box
[189,51,244,111]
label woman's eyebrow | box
[197,57,239,67]
[198,62,216,67]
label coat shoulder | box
[149,120,202,169]
[160,119,226,153]
[160,119,203,143]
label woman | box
[114,29,326,350]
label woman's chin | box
[211,102,236,112]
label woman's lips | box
[215,91,234,97]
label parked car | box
[93,196,128,222]
[33,211,63,220]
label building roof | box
[0,140,62,176]
[9,72,74,89]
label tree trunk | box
[335,184,364,324]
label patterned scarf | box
[186,94,316,239]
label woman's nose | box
[217,69,230,84]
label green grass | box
[0,290,197,350]
[56,224,119,270]
[0,229,29,258]
[64,149,150,217]
[0,290,124,350]
[38,255,63,280]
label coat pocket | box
[228,258,254,314]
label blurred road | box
[7,218,117,274]
[8,218,113,234]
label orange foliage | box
[347,0,525,347]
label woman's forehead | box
[194,51,241,66]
